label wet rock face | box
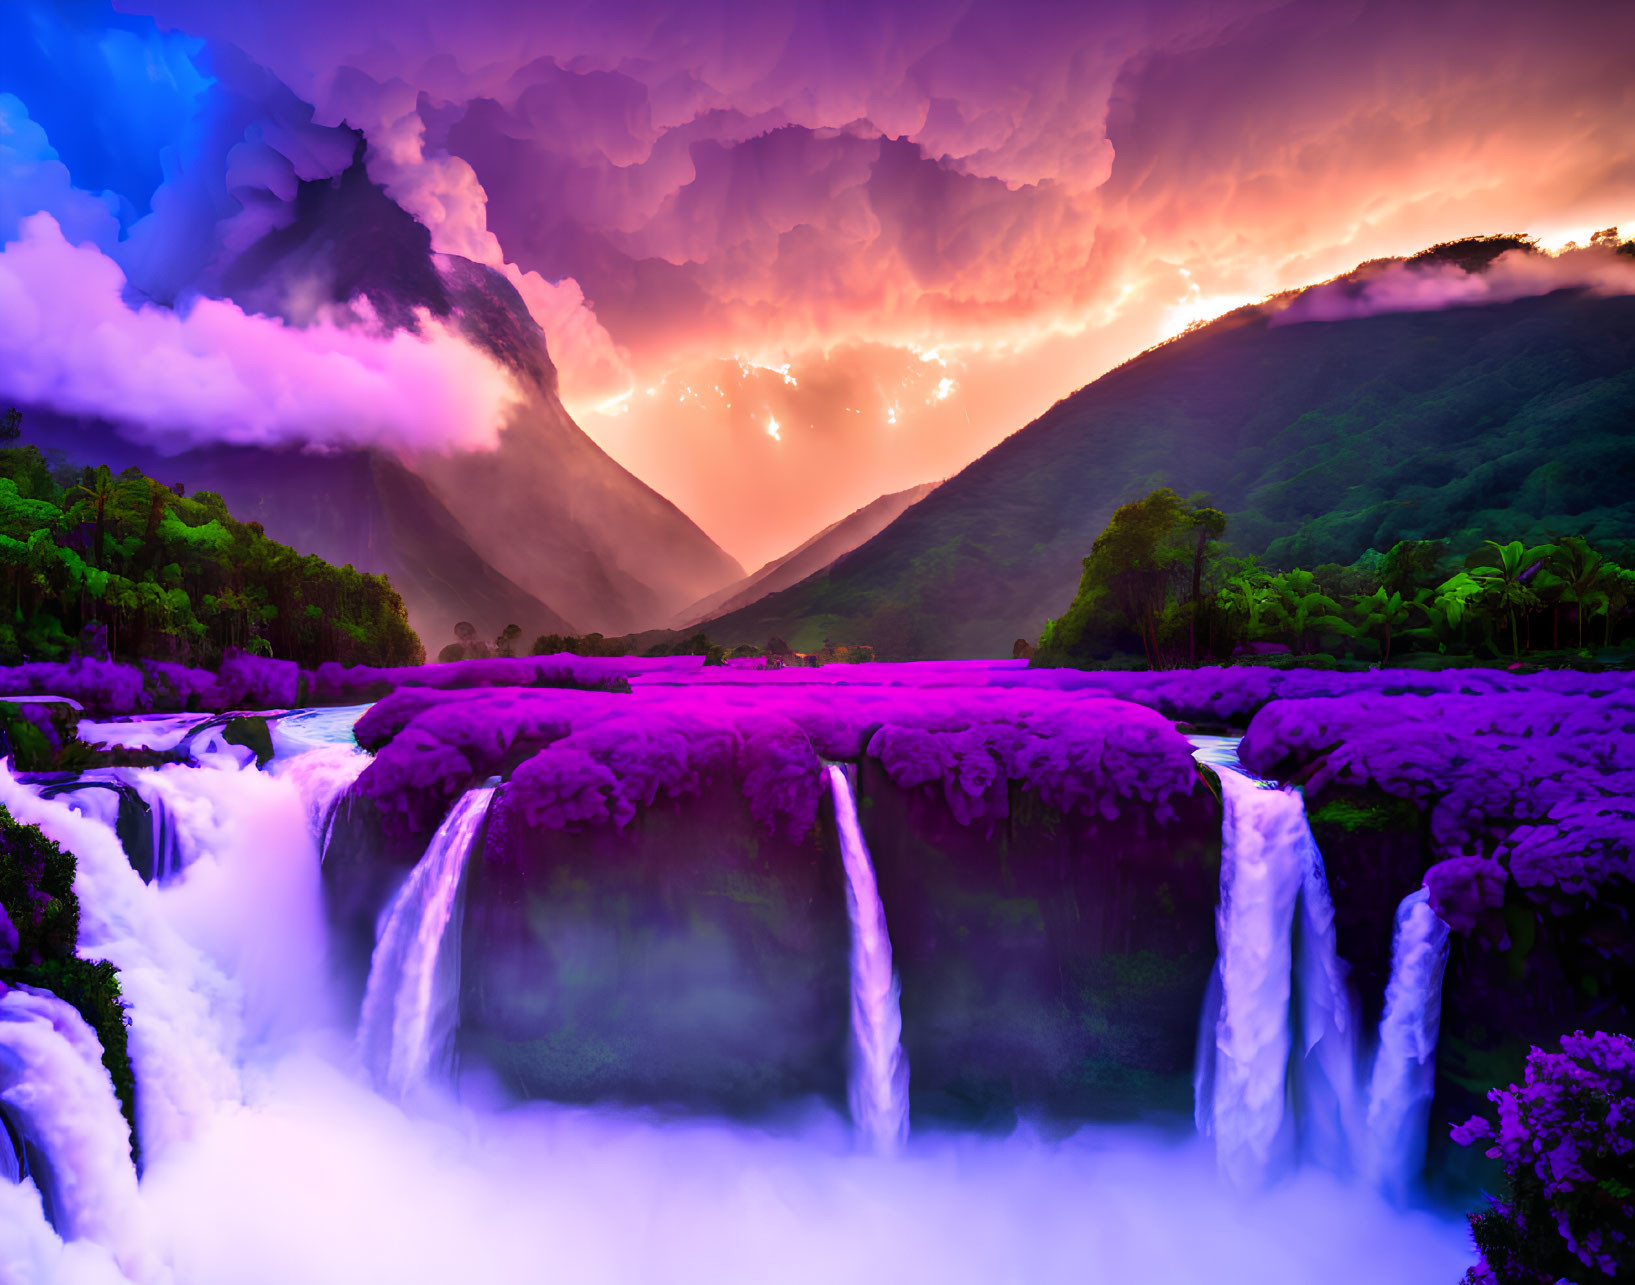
[321,793,429,1020]
[1305,786,1429,1030]
[460,778,851,1117]
[860,759,1222,1129]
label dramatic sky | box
[3,1,1633,565]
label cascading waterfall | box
[0,986,158,1281]
[271,746,370,850]
[826,763,910,1154]
[269,705,372,849]
[1364,886,1451,1201]
[0,764,243,1158]
[1193,736,1445,1193]
[1292,823,1363,1175]
[356,784,496,1098]
[1200,766,1305,1188]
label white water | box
[270,745,370,850]
[1364,887,1451,1201]
[0,714,1474,1283]
[0,766,242,1159]
[356,786,495,1099]
[76,716,202,755]
[1203,767,1305,1188]
[1292,823,1363,1176]
[1192,736,1448,1195]
[0,987,161,1283]
[827,763,910,1155]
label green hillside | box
[698,268,1635,658]
[0,411,423,668]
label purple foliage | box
[309,654,642,703]
[0,900,17,967]
[1237,687,1635,930]
[0,651,661,715]
[0,657,153,712]
[350,679,1203,846]
[1424,856,1507,934]
[1453,1031,1635,1282]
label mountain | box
[9,414,576,646]
[24,159,741,648]
[695,257,1635,658]
[671,482,938,629]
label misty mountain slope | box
[219,161,744,636]
[15,410,576,645]
[672,482,938,629]
[697,286,1635,658]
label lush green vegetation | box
[0,805,137,1163]
[0,409,423,669]
[1037,488,1635,668]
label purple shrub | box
[1453,1031,1635,1283]
[345,681,1204,847]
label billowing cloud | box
[5,0,1632,562]
[0,95,124,251]
[0,214,520,455]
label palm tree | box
[1469,540,1556,660]
[1550,537,1614,649]
[1603,567,1635,648]
[67,465,136,569]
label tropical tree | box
[1468,540,1557,659]
[1550,536,1616,649]
[1261,569,1348,654]
[1041,488,1229,667]
[1216,563,1276,636]
[66,465,133,569]
[1347,586,1430,663]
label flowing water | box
[1192,736,1446,1194]
[1364,887,1452,1201]
[356,785,496,1099]
[0,987,159,1282]
[1202,766,1306,1187]
[827,763,910,1154]
[0,718,1471,1283]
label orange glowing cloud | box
[125,0,1635,564]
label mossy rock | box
[221,715,275,767]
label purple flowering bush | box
[1452,1031,1635,1283]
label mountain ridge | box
[671,481,938,630]
[693,257,1635,657]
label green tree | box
[1550,536,1615,650]
[1041,488,1227,668]
[1346,586,1429,663]
[1468,540,1557,659]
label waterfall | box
[1364,887,1451,1200]
[0,986,159,1280]
[826,763,909,1154]
[1292,825,1363,1175]
[0,765,242,1159]
[271,745,370,850]
[1192,736,1450,1194]
[1193,739,1361,1185]
[1202,767,1304,1188]
[357,784,496,1098]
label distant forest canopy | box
[1037,487,1635,669]
[0,409,423,669]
